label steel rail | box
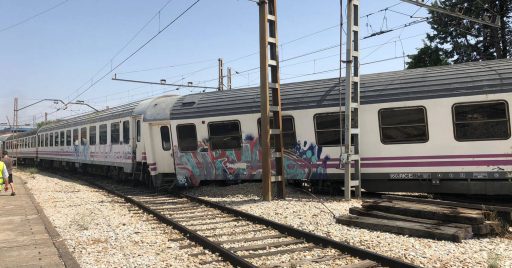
[83,176,420,268]
[85,179,257,268]
[183,194,421,268]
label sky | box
[0,0,430,128]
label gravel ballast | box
[186,183,512,268]
[21,171,228,268]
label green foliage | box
[409,0,511,68]
[407,42,450,69]
[36,119,60,129]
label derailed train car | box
[4,59,512,195]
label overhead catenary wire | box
[66,0,202,104]
[0,0,70,33]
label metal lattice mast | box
[343,0,361,200]
[218,58,224,91]
[259,0,285,201]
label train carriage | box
[170,59,512,195]
[5,59,512,195]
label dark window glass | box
[66,130,71,146]
[111,122,120,144]
[177,124,197,151]
[257,116,297,149]
[208,121,242,150]
[136,120,141,142]
[39,135,43,147]
[453,101,510,141]
[81,127,87,145]
[60,131,65,146]
[315,113,343,146]
[379,107,428,144]
[45,133,49,147]
[99,124,107,145]
[123,120,130,144]
[89,126,97,145]
[160,126,172,151]
[54,132,58,147]
[49,133,54,147]
[73,129,78,145]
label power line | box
[67,0,202,103]
[65,0,177,101]
[0,0,70,33]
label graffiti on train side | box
[67,142,132,162]
[175,135,330,186]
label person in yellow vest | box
[0,158,8,195]
[1,151,14,196]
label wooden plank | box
[240,245,316,259]
[336,215,470,242]
[228,239,304,252]
[203,227,271,238]
[382,195,512,213]
[216,234,287,244]
[339,260,378,268]
[349,207,473,236]
[260,255,350,268]
[260,254,350,268]
[172,213,227,222]
[185,218,241,227]
[362,200,485,225]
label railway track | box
[76,177,420,268]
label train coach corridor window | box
[99,124,107,145]
[314,113,343,146]
[160,126,172,151]
[66,130,71,146]
[453,101,510,141]
[60,131,65,146]
[54,132,59,147]
[123,121,130,144]
[49,133,54,147]
[257,116,297,149]
[45,134,49,147]
[379,106,428,144]
[73,129,79,145]
[89,126,97,145]
[81,127,87,145]
[111,122,120,145]
[176,124,198,151]
[208,121,242,150]
[136,120,141,142]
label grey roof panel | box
[170,59,512,120]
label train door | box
[147,122,175,175]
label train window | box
[33,136,36,148]
[73,129,79,145]
[123,121,130,144]
[66,130,71,146]
[45,133,49,147]
[81,127,87,145]
[60,131,65,146]
[99,124,107,145]
[208,121,242,150]
[136,120,141,142]
[379,106,428,144]
[89,126,97,145]
[54,132,58,147]
[453,101,510,141]
[111,122,120,145]
[314,113,343,146]
[49,133,54,147]
[160,126,172,151]
[257,116,297,149]
[176,124,197,151]
[39,135,43,147]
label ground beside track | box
[186,183,512,268]
[20,170,229,268]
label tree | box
[37,120,60,129]
[408,0,511,68]
[407,42,449,69]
